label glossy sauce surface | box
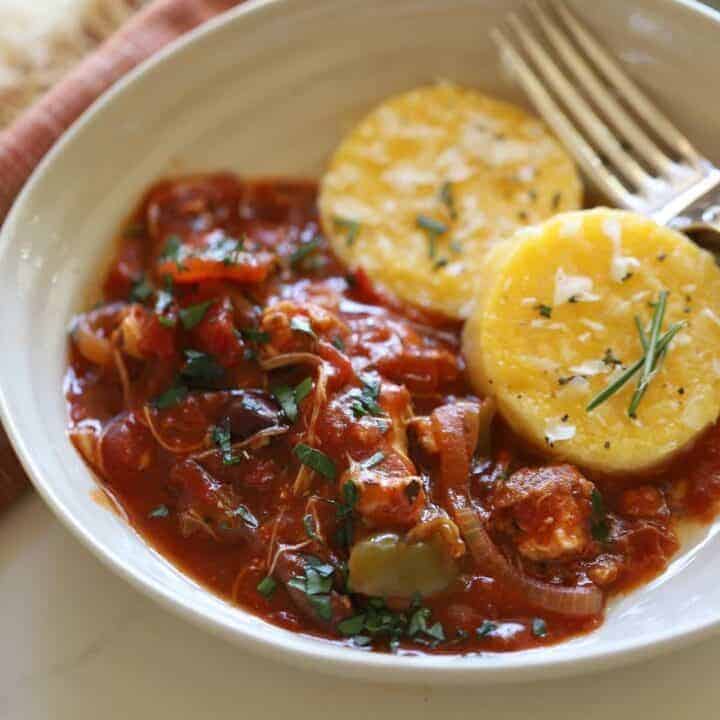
[65,174,720,654]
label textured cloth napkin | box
[0,0,243,511]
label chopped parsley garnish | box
[333,216,361,246]
[290,315,316,338]
[273,377,313,423]
[532,618,548,638]
[211,417,240,465]
[160,235,184,264]
[349,375,384,418]
[536,303,552,318]
[416,214,448,259]
[590,488,610,543]
[148,504,169,519]
[290,237,320,266]
[307,594,333,621]
[240,327,270,344]
[337,596,445,650]
[439,181,458,220]
[232,504,259,529]
[273,385,297,423]
[335,480,358,548]
[433,258,449,271]
[180,349,224,386]
[406,606,430,636]
[294,443,336,480]
[179,299,213,330]
[287,555,336,621]
[294,377,313,403]
[157,315,177,328]
[361,451,385,470]
[130,275,154,303]
[153,382,188,409]
[332,336,346,352]
[180,350,225,387]
[476,620,498,638]
[338,614,366,636]
[416,214,448,236]
[256,576,277,598]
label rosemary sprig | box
[628,291,667,417]
[634,315,648,351]
[586,356,645,412]
[586,293,685,415]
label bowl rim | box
[2,0,720,684]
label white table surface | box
[1,493,718,719]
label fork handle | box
[664,173,720,243]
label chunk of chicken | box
[325,377,426,529]
[492,464,595,562]
[341,449,426,529]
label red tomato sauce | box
[64,173,720,655]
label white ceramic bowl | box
[2,0,720,685]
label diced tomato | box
[158,252,275,285]
[100,413,155,476]
[190,297,244,367]
[317,340,353,389]
[137,311,176,359]
[156,228,275,285]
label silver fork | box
[492,1,720,240]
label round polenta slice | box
[463,208,720,474]
[319,83,581,318]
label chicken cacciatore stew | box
[65,173,720,655]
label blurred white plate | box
[1,0,720,685]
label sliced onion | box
[454,506,603,617]
[119,306,146,359]
[68,422,101,468]
[430,402,478,496]
[260,352,322,370]
[73,316,113,366]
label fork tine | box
[491,27,637,208]
[553,1,702,167]
[528,1,676,177]
[507,12,654,192]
